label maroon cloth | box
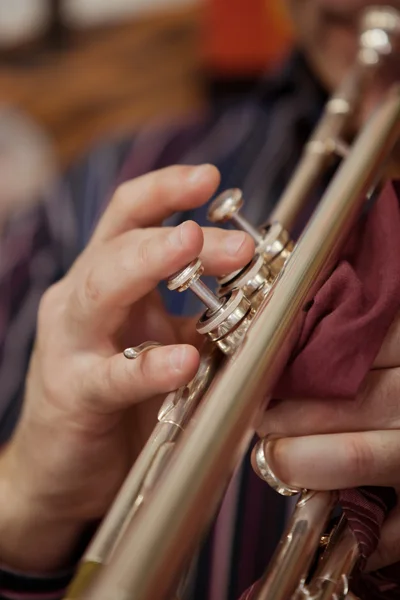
[276,181,400,401]
[277,181,400,564]
[241,181,400,599]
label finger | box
[200,228,255,275]
[373,310,400,368]
[171,314,203,348]
[259,397,357,438]
[69,221,204,334]
[251,430,400,491]
[149,226,254,275]
[83,344,200,413]
[367,504,400,571]
[258,369,400,438]
[92,164,221,243]
[115,292,179,349]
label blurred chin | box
[287,0,400,92]
[286,0,365,89]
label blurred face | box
[285,0,400,91]
[285,0,400,173]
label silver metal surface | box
[69,342,222,598]
[217,254,273,299]
[123,341,162,359]
[255,491,338,600]
[253,437,303,496]
[271,6,400,231]
[167,258,204,292]
[304,518,359,600]
[197,289,253,354]
[208,188,264,243]
[168,259,223,311]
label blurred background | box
[0,0,293,225]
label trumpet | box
[66,6,400,600]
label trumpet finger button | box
[167,259,224,313]
[208,188,263,244]
[123,341,163,359]
[207,188,244,222]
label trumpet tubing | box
[65,6,400,600]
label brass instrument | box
[66,6,400,600]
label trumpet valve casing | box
[258,221,294,275]
[208,189,293,277]
[167,259,253,354]
[217,253,274,309]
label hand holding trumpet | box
[0,164,254,572]
[0,164,400,585]
[258,311,400,572]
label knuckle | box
[113,181,130,209]
[99,357,132,403]
[40,364,63,402]
[81,266,101,305]
[383,370,400,425]
[37,287,55,330]
[99,357,117,400]
[137,351,153,382]
[65,263,102,324]
[135,237,151,269]
[39,350,71,404]
[346,435,374,481]
[104,357,115,391]
[37,283,60,324]
[140,176,164,210]
[37,282,67,344]
[32,285,88,409]
[143,166,189,205]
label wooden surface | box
[0,8,204,167]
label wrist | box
[0,445,87,572]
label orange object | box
[201,0,294,76]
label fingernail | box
[169,347,186,372]
[188,164,213,183]
[224,232,247,256]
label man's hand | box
[0,164,254,572]
[255,311,400,571]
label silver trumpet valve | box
[217,253,274,309]
[167,258,253,355]
[208,188,293,276]
[207,188,264,244]
[167,258,223,312]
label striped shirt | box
[0,52,399,600]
